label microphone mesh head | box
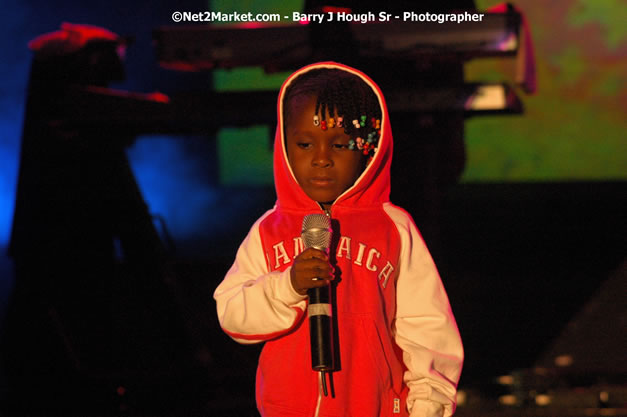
[301,214,332,252]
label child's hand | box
[290,248,335,296]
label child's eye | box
[297,142,312,149]
[333,143,349,150]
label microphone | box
[301,214,335,390]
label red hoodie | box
[214,62,463,417]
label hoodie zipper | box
[319,203,331,218]
[314,372,323,417]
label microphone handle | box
[307,285,334,371]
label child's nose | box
[312,147,332,168]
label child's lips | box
[309,177,334,187]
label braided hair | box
[284,68,382,159]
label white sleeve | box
[384,204,464,417]
[213,209,308,344]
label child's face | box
[285,95,366,210]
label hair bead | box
[355,137,364,150]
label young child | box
[214,62,463,417]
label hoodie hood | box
[274,62,393,212]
